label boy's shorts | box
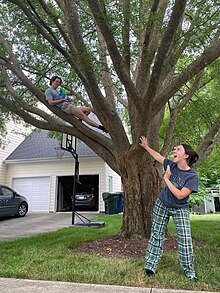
[62,104,77,115]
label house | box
[3,129,122,213]
[192,188,220,214]
[0,121,32,183]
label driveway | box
[0,212,96,241]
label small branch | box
[121,0,131,73]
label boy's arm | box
[139,136,165,164]
[47,98,66,106]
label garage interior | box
[57,175,99,212]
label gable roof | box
[5,129,97,161]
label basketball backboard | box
[61,133,76,152]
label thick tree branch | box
[5,0,90,88]
[160,1,218,85]
[122,0,131,73]
[152,38,220,116]
[0,63,119,170]
[135,0,168,94]
[0,92,119,172]
[161,71,203,155]
[87,0,141,111]
[144,0,187,103]
[96,27,115,108]
[197,116,220,163]
[61,0,128,140]
[0,33,129,164]
[6,0,71,58]
[0,58,112,152]
[37,0,76,52]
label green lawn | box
[0,214,220,292]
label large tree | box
[0,0,219,237]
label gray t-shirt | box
[45,88,69,109]
[158,158,198,208]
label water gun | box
[59,88,71,98]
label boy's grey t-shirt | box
[158,158,198,208]
[45,88,69,109]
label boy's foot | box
[145,269,154,276]
[98,125,108,133]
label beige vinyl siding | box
[5,157,107,212]
[6,159,75,212]
[105,163,122,193]
[0,121,31,183]
[5,144,121,212]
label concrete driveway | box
[0,212,96,241]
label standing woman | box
[139,136,199,281]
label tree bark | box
[118,147,162,237]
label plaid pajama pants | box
[145,197,196,278]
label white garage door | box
[12,177,50,212]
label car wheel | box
[17,203,28,217]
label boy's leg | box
[62,105,108,132]
[63,105,99,128]
[145,198,169,273]
[74,107,99,127]
[79,106,91,116]
[172,208,196,279]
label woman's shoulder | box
[164,158,175,169]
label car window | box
[1,187,14,198]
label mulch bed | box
[72,234,204,259]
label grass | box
[0,214,220,292]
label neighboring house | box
[192,188,220,214]
[0,121,31,183]
[4,129,122,213]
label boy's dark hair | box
[181,144,199,167]
[49,76,62,85]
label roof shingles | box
[6,130,97,161]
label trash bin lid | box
[102,192,111,200]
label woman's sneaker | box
[188,275,198,282]
[145,269,155,276]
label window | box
[1,187,14,198]
[108,176,113,192]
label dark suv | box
[0,184,28,217]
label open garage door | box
[12,177,50,212]
[57,175,99,212]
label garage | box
[57,175,99,212]
[12,177,50,212]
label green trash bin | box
[102,192,119,214]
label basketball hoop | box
[54,147,65,159]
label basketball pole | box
[58,133,105,228]
[71,138,78,225]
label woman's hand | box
[164,165,171,181]
[139,136,165,164]
[139,136,148,149]
[163,165,193,199]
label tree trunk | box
[120,148,162,237]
